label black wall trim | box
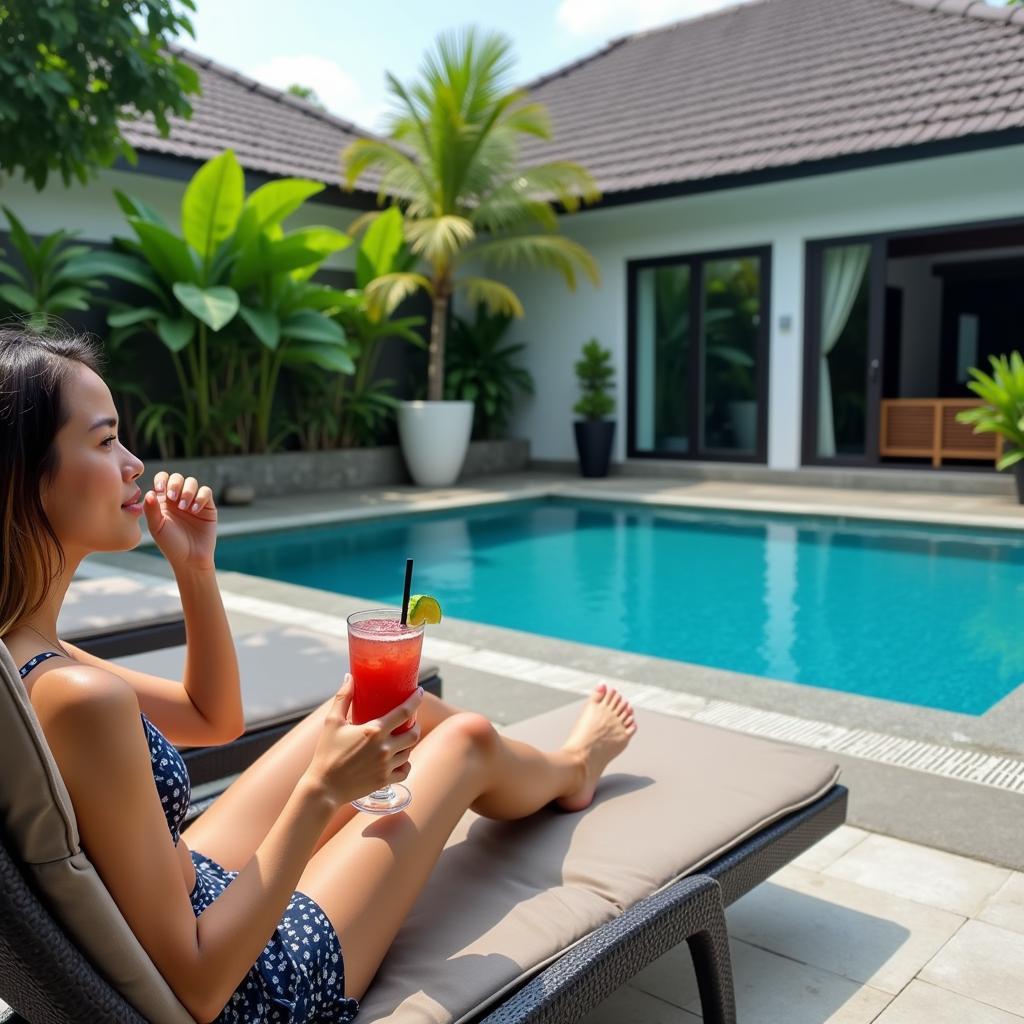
[113,151,380,212]
[561,129,1024,214]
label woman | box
[0,326,637,1024]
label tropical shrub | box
[0,0,199,189]
[956,352,1024,470]
[573,339,615,421]
[446,304,533,440]
[342,27,600,404]
[0,206,109,321]
[96,149,355,455]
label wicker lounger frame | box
[68,618,188,661]
[0,784,848,1024]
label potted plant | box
[573,338,616,478]
[341,27,600,487]
[956,351,1024,504]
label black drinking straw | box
[400,558,414,625]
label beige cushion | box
[115,626,442,734]
[0,640,197,1024]
[357,701,841,1023]
[58,575,183,640]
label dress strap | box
[18,651,64,678]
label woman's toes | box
[593,683,608,701]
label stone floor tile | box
[579,983,697,1023]
[979,873,1024,937]
[792,825,870,872]
[726,865,964,994]
[873,980,1024,1023]
[629,938,890,1023]
[823,833,1011,917]
[919,919,1024,1017]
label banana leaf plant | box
[97,149,355,454]
[956,351,1024,471]
[0,206,110,322]
[332,206,426,446]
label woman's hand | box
[305,676,424,807]
[143,471,218,573]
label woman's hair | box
[0,324,104,636]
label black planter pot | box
[1015,461,1024,505]
[574,419,616,478]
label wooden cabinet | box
[879,399,1001,467]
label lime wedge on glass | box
[406,594,443,625]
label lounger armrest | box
[477,873,732,1024]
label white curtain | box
[817,244,870,458]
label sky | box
[183,0,1015,135]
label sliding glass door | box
[629,247,770,462]
[802,237,885,464]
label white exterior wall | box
[0,166,365,273]
[486,144,1024,469]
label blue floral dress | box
[21,650,361,1023]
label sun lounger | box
[111,626,443,789]
[58,575,186,658]
[0,637,845,1024]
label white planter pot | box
[397,400,475,487]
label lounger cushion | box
[58,574,183,640]
[115,626,442,735]
[356,701,841,1023]
[0,641,196,1023]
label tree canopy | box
[0,0,200,189]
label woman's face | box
[41,362,146,560]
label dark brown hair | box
[0,325,104,636]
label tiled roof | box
[120,48,387,198]
[516,0,1024,200]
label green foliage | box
[342,26,601,402]
[956,352,1024,471]
[573,338,615,421]
[0,0,200,189]
[285,84,325,110]
[100,150,355,455]
[0,206,110,320]
[284,206,426,450]
[446,304,534,440]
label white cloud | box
[249,55,389,132]
[556,0,745,37]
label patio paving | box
[66,470,1024,1022]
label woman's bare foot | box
[557,684,638,812]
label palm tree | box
[341,27,601,402]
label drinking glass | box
[347,608,424,814]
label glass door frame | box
[626,244,772,464]
[800,233,887,467]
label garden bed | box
[139,439,530,498]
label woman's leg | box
[181,690,466,869]
[297,684,637,1001]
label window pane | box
[635,264,691,453]
[700,256,761,454]
[817,244,871,458]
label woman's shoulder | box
[30,659,138,731]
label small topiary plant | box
[573,338,615,421]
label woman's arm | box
[36,663,342,1024]
[172,562,244,742]
[150,472,243,742]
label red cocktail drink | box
[349,616,423,733]
[347,609,424,814]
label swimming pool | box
[200,498,1024,715]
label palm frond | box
[364,271,433,320]
[463,233,600,288]
[455,276,524,318]
[404,215,475,266]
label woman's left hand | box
[143,471,218,572]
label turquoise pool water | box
[201,498,1024,715]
